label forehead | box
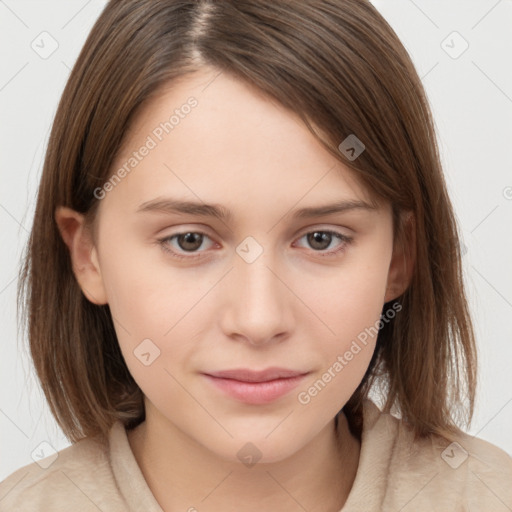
[105,67,381,216]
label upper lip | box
[204,367,309,383]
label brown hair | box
[18,0,477,444]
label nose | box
[219,243,295,346]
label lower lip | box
[203,374,308,405]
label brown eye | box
[159,231,215,260]
[307,231,333,251]
[294,230,353,257]
[176,232,204,252]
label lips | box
[205,367,308,383]
[202,367,310,404]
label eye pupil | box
[178,232,203,251]
[308,231,332,250]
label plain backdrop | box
[1,0,511,480]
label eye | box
[294,230,353,257]
[159,231,216,260]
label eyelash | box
[157,229,353,261]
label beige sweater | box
[1,399,511,511]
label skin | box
[56,67,412,511]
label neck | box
[127,406,360,512]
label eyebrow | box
[136,197,377,221]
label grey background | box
[1,0,511,480]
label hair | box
[18,0,477,444]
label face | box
[66,67,406,463]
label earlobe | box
[54,206,108,305]
[384,212,415,303]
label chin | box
[204,430,306,467]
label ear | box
[384,211,415,303]
[55,206,108,305]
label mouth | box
[202,367,310,405]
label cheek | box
[98,234,200,333]
[296,241,392,391]
[293,263,389,415]
[97,238,214,376]
[305,248,391,340]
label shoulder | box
[361,399,512,510]
[0,425,126,511]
